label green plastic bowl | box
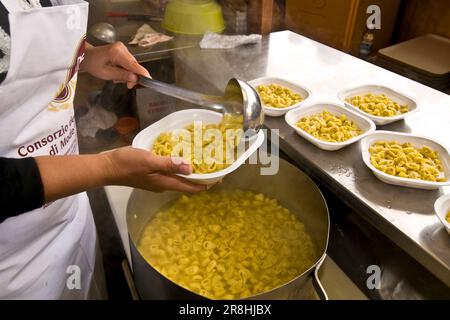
[162,0,225,35]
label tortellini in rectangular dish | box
[346,93,409,117]
[369,141,446,182]
[137,190,317,300]
[295,110,363,143]
[152,115,243,174]
[256,84,303,108]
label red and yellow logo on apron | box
[48,35,86,112]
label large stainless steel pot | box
[126,156,330,299]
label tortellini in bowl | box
[338,85,419,125]
[296,110,363,143]
[132,110,265,185]
[152,114,244,175]
[345,93,409,117]
[285,102,376,151]
[256,84,303,108]
[249,77,311,117]
[361,131,450,190]
[433,194,450,234]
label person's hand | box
[103,147,206,193]
[81,42,150,89]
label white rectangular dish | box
[361,131,450,190]
[434,194,450,235]
[249,77,311,117]
[132,109,265,185]
[285,101,376,151]
[337,84,419,125]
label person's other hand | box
[103,147,206,193]
[81,42,150,89]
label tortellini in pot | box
[137,190,318,300]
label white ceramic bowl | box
[132,109,265,185]
[434,194,450,234]
[249,77,311,117]
[361,131,450,190]
[285,101,376,151]
[338,84,419,125]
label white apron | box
[0,0,97,299]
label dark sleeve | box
[0,157,45,223]
[0,1,10,84]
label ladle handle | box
[138,76,225,113]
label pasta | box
[137,190,317,300]
[256,84,302,108]
[345,93,409,117]
[296,110,363,142]
[369,141,447,182]
[446,211,450,223]
[152,114,243,174]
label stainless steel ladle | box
[138,76,264,135]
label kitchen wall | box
[395,0,450,42]
[285,0,401,55]
[348,0,401,55]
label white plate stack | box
[376,34,450,93]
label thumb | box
[147,155,193,175]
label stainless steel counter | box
[169,31,450,287]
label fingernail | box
[179,164,192,175]
[127,73,138,82]
[171,157,189,166]
[172,157,192,174]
